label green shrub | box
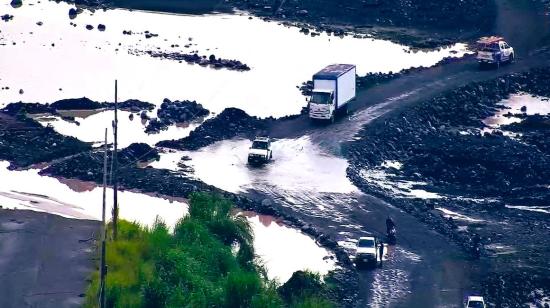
[85,193,334,308]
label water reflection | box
[33,109,202,148]
[483,93,550,128]
[242,211,335,283]
[0,161,187,227]
[0,0,468,117]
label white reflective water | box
[243,211,335,283]
[0,160,334,282]
[32,109,203,148]
[359,167,443,199]
[0,161,188,227]
[0,0,469,117]
[483,93,550,128]
[151,137,358,194]
[435,207,484,223]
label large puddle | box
[0,160,334,281]
[0,161,188,227]
[483,93,550,128]
[0,0,468,117]
[242,211,335,283]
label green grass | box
[85,193,334,307]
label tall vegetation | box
[85,193,333,307]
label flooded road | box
[147,135,478,306]
[0,0,468,117]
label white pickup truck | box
[465,296,486,308]
[354,236,379,267]
[476,36,514,68]
[247,137,272,165]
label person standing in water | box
[378,240,384,266]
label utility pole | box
[112,80,119,240]
[99,128,108,308]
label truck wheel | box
[509,53,515,63]
[330,112,335,123]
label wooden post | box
[99,128,108,308]
[112,80,119,240]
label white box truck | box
[309,64,356,122]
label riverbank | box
[0,208,100,308]
[57,0,495,48]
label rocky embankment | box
[58,0,494,47]
[2,97,155,116]
[345,67,550,306]
[156,107,269,150]
[300,54,472,96]
[0,112,90,169]
[145,99,209,134]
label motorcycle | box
[387,226,396,245]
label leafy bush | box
[85,193,334,307]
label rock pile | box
[137,50,251,71]
[145,99,209,134]
[157,107,268,150]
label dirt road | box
[0,209,99,308]
[256,0,550,306]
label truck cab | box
[465,296,486,308]
[354,236,379,266]
[309,89,335,120]
[476,36,514,68]
[247,137,272,165]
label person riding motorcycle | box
[386,217,395,235]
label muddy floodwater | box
[0,0,468,117]
[152,137,357,194]
[0,161,334,282]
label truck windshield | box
[252,141,268,150]
[480,43,499,52]
[311,92,332,104]
[358,239,375,248]
[468,301,484,308]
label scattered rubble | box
[131,50,251,71]
[1,14,14,22]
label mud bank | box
[0,112,90,168]
[2,97,155,116]
[345,67,550,305]
[59,0,494,47]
